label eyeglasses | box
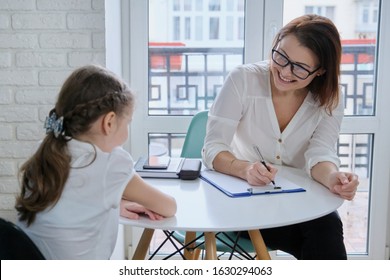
[271,49,321,80]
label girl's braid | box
[62,91,130,138]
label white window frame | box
[262,0,390,260]
[106,0,390,260]
[127,0,265,162]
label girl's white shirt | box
[18,139,134,259]
[202,60,343,176]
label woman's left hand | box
[120,199,164,220]
[328,172,359,201]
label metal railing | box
[148,44,375,176]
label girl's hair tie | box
[44,110,64,138]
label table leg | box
[132,228,155,260]
[184,231,201,260]
[204,232,217,260]
[248,230,271,260]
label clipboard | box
[200,170,305,198]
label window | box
[363,7,369,23]
[283,0,386,258]
[124,0,390,260]
[209,17,219,39]
[238,17,244,40]
[173,0,180,11]
[209,0,221,11]
[305,6,335,21]
[173,16,180,40]
[196,0,203,11]
[195,16,203,40]
[226,16,233,40]
[185,17,191,40]
[184,0,192,11]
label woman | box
[202,14,359,259]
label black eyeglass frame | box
[271,49,321,80]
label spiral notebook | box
[200,170,305,197]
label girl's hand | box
[245,162,278,186]
[328,172,359,201]
[120,199,164,221]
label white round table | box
[120,166,344,260]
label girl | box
[15,65,176,259]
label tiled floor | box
[149,191,369,258]
[338,191,368,253]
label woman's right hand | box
[245,161,278,186]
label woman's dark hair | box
[16,65,134,226]
[273,14,342,114]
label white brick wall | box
[0,0,106,222]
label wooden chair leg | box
[184,231,198,260]
[204,232,217,260]
[247,229,271,260]
[132,228,155,260]
[193,248,201,259]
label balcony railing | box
[149,47,243,115]
[149,44,375,115]
[148,44,375,176]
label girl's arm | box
[122,173,177,218]
[120,199,164,220]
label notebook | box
[135,157,184,178]
[134,157,202,180]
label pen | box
[252,145,276,186]
[248,186,282,194]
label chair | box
[180,110,208,159]
[0,217,45,260]
[169,110,265,259]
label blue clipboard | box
[200,170,305,198]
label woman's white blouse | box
[202,61,343,176]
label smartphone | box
[143,156,171,169]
